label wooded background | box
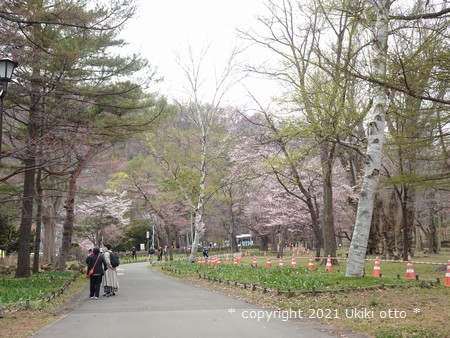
[0,0,448,277]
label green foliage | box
[123,222,149,251]
[0,272,74,306]
[162,259,419,292]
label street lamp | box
[0,57,19,158]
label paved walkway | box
[33,262,367,338]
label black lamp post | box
[0,57,19,158]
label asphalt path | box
[33,262,367,338]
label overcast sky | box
[120,0,279,106]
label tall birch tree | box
[143,45,240,262]
[346,0,390,277]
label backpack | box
[110,251,120,268]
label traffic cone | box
[252,256,258,268]
[307,256,314,271]
[372,257,381,277]
[216,256,221,265]
[278,258,284,268]
[291,256,297,268]
[406,259,415,280]
[325,255,332,272]
[233,258,238,267]
[197,257,202,265]
[444,260,450,287]
[226,255,230,263]
[266,256,272,268]
[264,251,267,257]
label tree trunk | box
[42,180,62,264]
[259,234,269,252]
[346,0,390,277]
[277,225,288,258]
[33,168,43,273]
[398,186,416,260]
[56,148,95,270]
[230,222,238,253]
[188,121,208,262]
[368,192,383,255]
[15,66,41,278]
[321,142,337,262]
[381,190,397,258]
[270,230,278,253]
[15,158,36,278]
[427,204,439,253]
[56,173,77,271]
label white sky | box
[120,0,280,106]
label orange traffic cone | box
[197,257,202,265]
[307,256,314,271]
[233,258,238,267]
[278,258,284,268]
[216,256,221,265]
[226,255,230,263]
[372,257,381,277]
[406,258,415,280]
[444,260,450,287]
[264,251,267,257]
[291,256,297,268]
[252,256,258,268]
[325,255,332,272]
[266,256,272,268]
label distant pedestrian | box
[103,243,119,297]
[157,247,163,261]
[148,247,155,264]
[132,246,137,260]
[202,248,208,258]
[86,247,107,300]
[163,245,169,261]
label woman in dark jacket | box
[86,247,107,299]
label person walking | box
[131,246,137,260]
[103,243,119,297]
[163,245,169,261]
[157,247,163,261]
[86,247,107,300]
[148,247,155,264]
[202,247,209,258]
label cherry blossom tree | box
[75,190,131,248]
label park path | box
[33,262,367,338]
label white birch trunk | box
[346,0,390,277]
[188,117,208,262]
[188,164,207,262]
